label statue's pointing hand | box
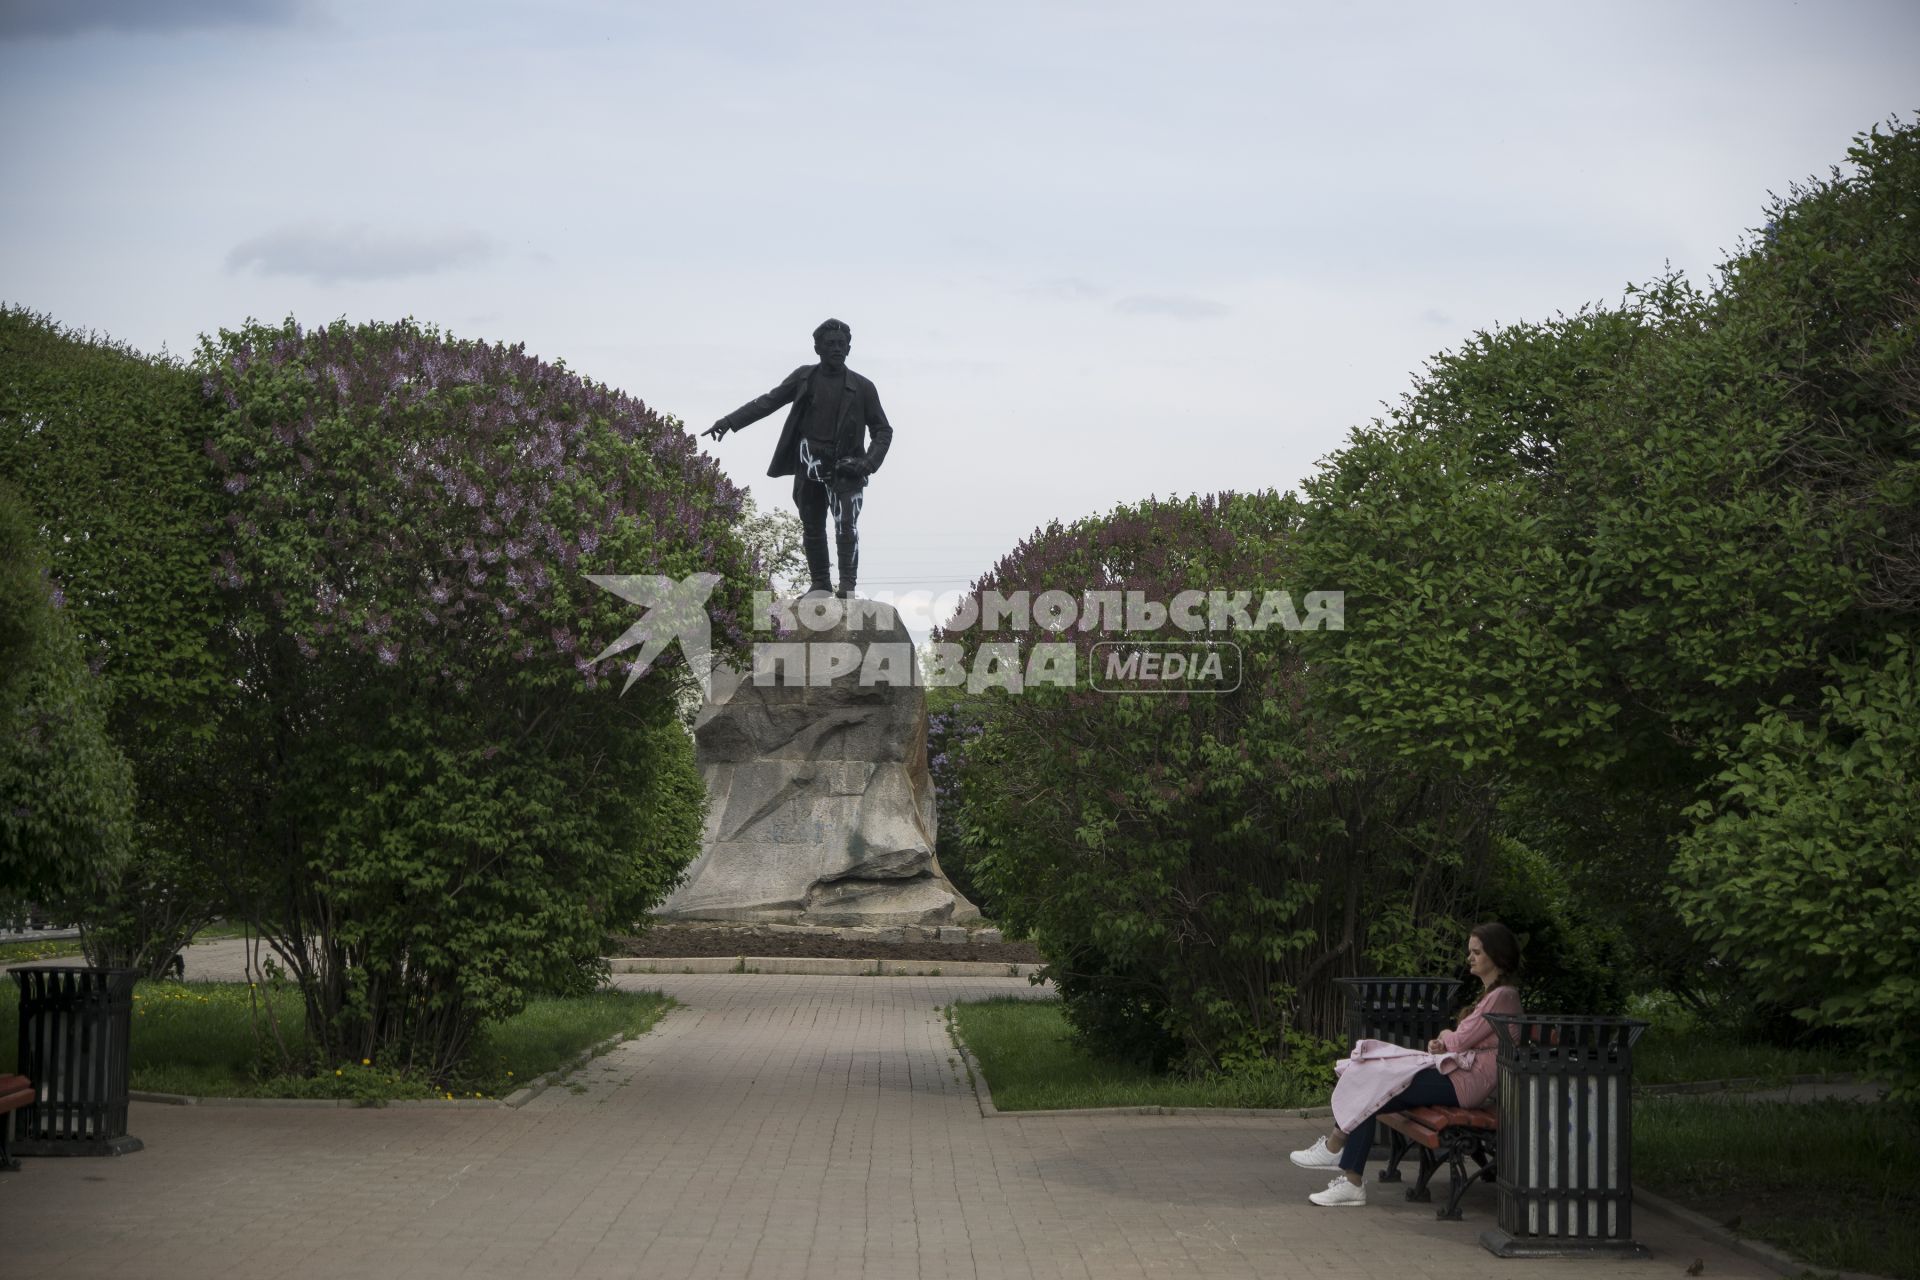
[703,421,729,440]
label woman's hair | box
[1471,921,1522,990]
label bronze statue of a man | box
[704,319,893,599]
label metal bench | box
[0,1073,35,1171]
[1376,1103,1499,1220]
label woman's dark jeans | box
[1337,1068,1460,1174]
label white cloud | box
[225,225,497,285]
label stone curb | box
[123,1025,642,1112]
[611,956,1043,978]
[948,1021,997,1118]
[1633,1185,1899,1280]
[129,1090,503,1110]
[983,1097,1335,1121]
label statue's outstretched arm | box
[706,366,807,439]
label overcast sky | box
[3,0,1915,640]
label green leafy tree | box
[1672,638,1920,1097]
[1296,118,1920,994]
[1295,295,1721,987]
[196,317,754,1079]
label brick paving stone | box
[0,972,1778,1279]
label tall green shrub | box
[945,493,1498,1071]
[0,481,134,902]
[926,690,993,921]
[0,481,43,708]
[0,308,231,969]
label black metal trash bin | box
[1479,1014,1647,1258]
[1334,976,1464,1161]
[1335,976,1465,1046]
[6,966,143,1157]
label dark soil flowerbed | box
[610,924,1042,965]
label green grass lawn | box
[0,938,85,965]
[949,997,1327,1111]
[0,978,673,1102]
[1633,1026,1855,1087]
[949,995,1862,1111]
[1635,1096,1916,1280]
[1628,993,1855,1086]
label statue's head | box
[813,318,851,370]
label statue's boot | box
[803,530,832,596]
[835,530,858,600]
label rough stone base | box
[654,597,979,928]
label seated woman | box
[1288,921,1523,1207]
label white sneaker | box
[1288,1136,1341,1169]
[1309,1175,1367,1207]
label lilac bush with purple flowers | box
[193,317,756,1080]
[199,318,753,689]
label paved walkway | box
[1,968,1779,1279]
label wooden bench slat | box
[1376,1104,1499,1221]
[1415,1104,1498,1130]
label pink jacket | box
[1329,984,1523,1128]
[1437,984,1523,1109]
[1331,1040,1463,1132]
